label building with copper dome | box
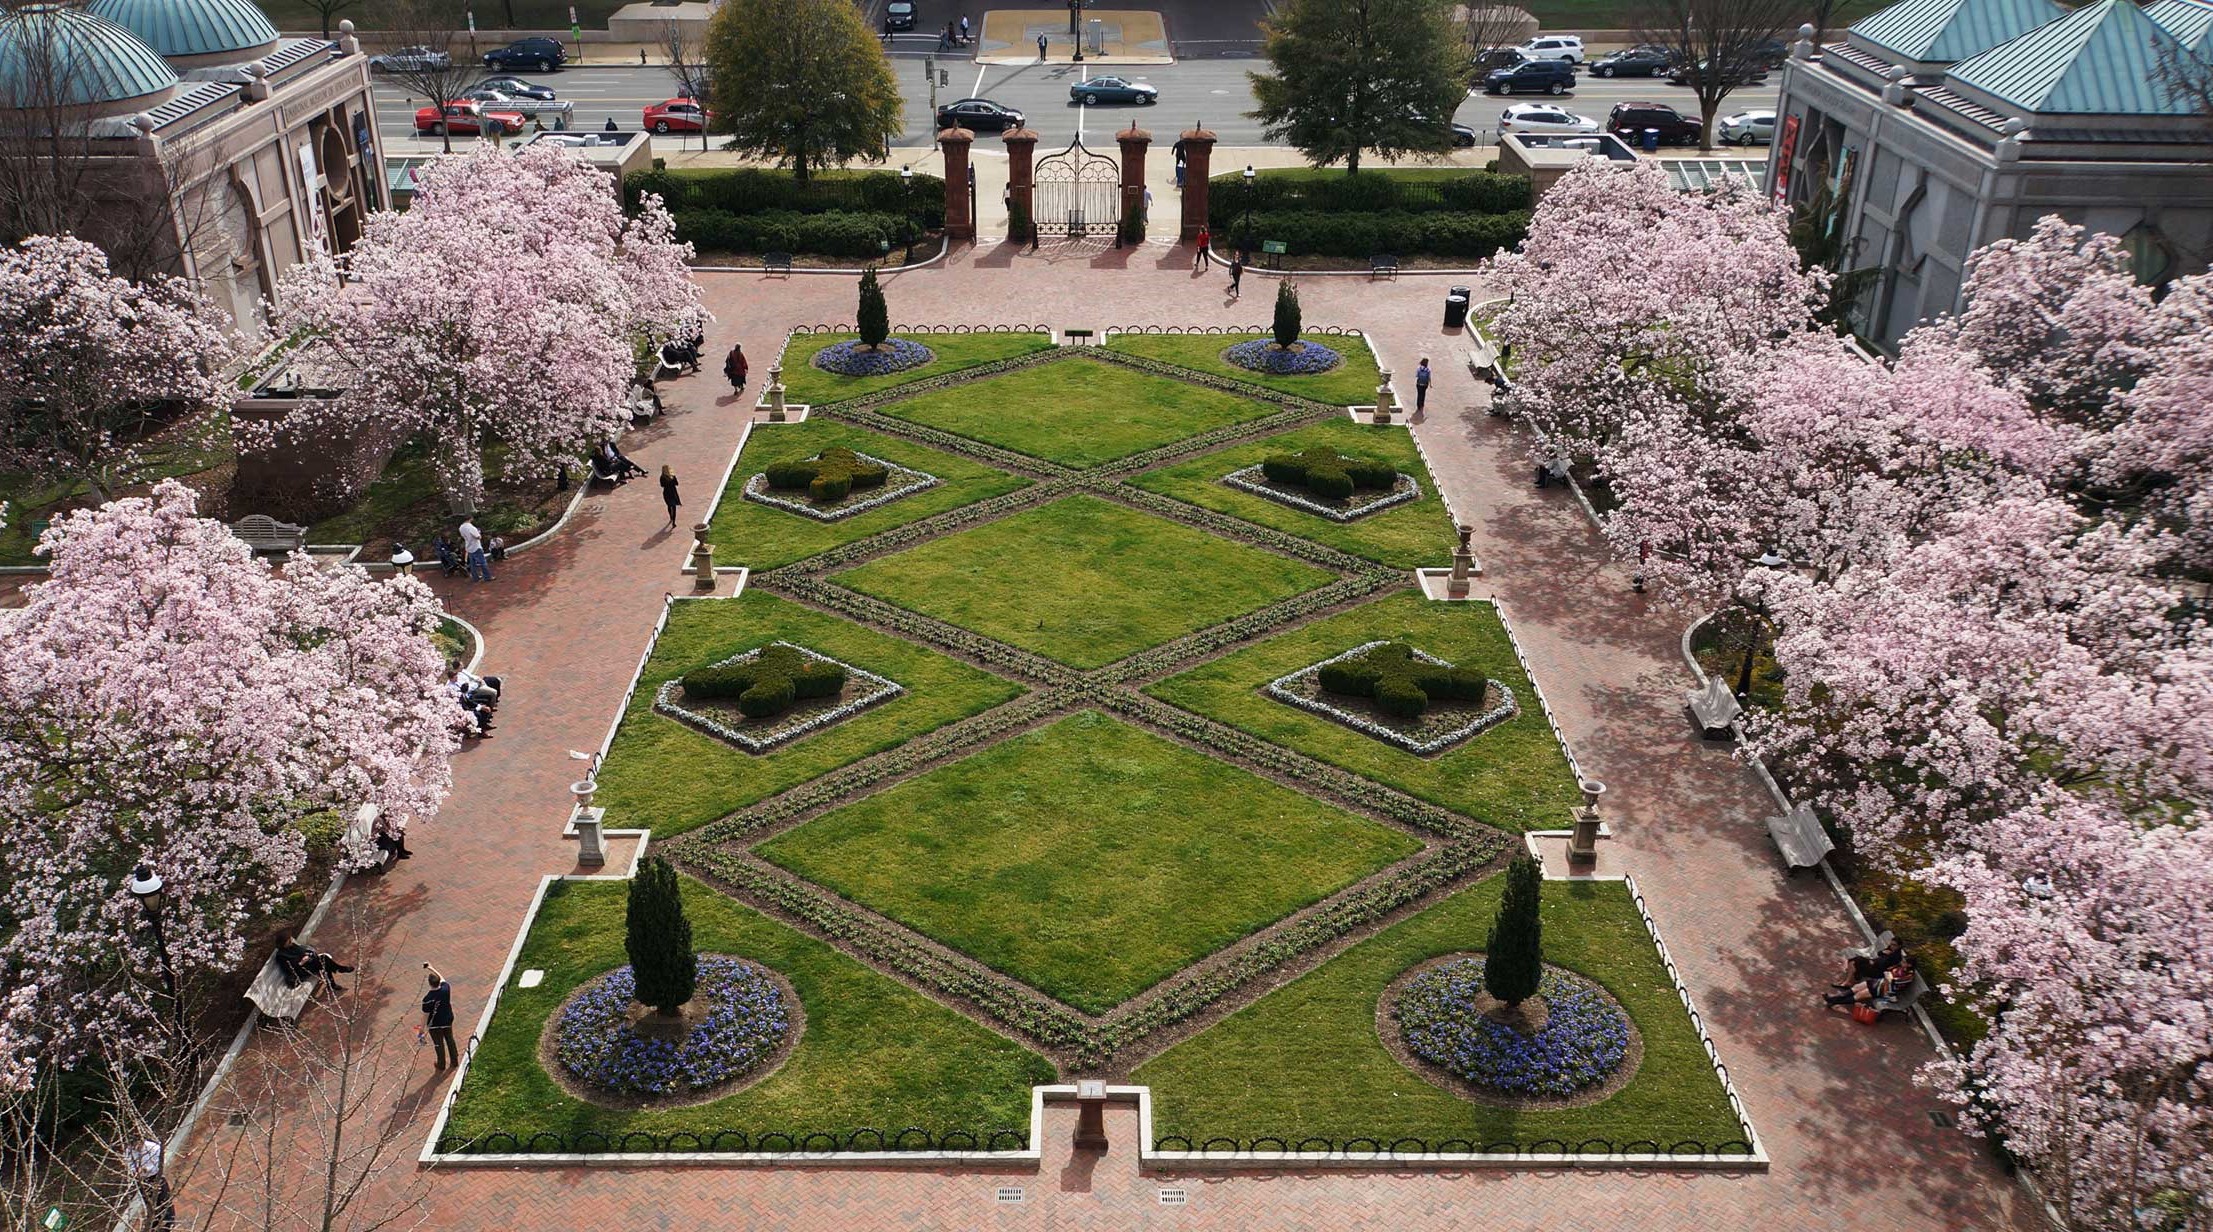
[0,0,385,327]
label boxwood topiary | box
[680,644,848,720]
[1258,448,1399,502]
[765,447,890,505]
[1317,642,1487,720]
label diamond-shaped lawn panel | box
[754,711,1422,1014]
[875,355,1281,467]
[832,494,1334,669]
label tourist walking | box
[661,466,682,530]
[422,966,459,1069]
[1227,254,1244,300]
[1193,225,1211,269]
[457,516,492,582]
[724,342,748,394]
[1415,357,1432,413]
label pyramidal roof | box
[1848,0,2066,64]
[1949,0,2196,114]
[2144,0,2213,50]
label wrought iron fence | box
[1097,324,1364,337]
[786,323,1052,335]
[435,1125,1029,1155]
[1148,1134,1758,1158]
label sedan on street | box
[643,98,712,133]
[1071,75,1157,105]
[935,97,1026,131]
[369,45,451,73]
[414,101,525,136]
[1718,109,1777,145]
[1498,103,1600,135]
[472,76,556,100]
[1588,47,1674,77]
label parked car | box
[414,101,525,137]
[1748,37,1792,69]
[883,0,916,31]
[1718,109,1777,145]
[934,97,1025,130]
[1588,47,1674,77]
[1070,75,1156,105]
[1451,121,1478,147]
[1482,60,1576,95]
[472,75,556,101]
[1668,58,1769,87]
[642,98,711,133]
[368,45,450,73]
[1606,101,1703,145]
[1498,102,1600,134]
[1471,45,1528,74]
[1516,35,1586,64]
[482,37,565,71]
[457,88,570,118]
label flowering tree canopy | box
[271,143,702,509]
[0,481,463,1071]
[0,234,239,502]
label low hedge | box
[1207,170,1532,223]
[671,208,923,258]
[626,168,948,227]
[681,644,847,718]
[1228,209,1531,259]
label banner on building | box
[1773,115,1801,204]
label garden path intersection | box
[181,248,2037,1232]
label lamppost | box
[900,164,915,262]
[1241,164,1256,255]
[1736,550,1787,700]
[128,864,189,1049]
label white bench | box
[244,955,314,1026]
[1868,972,1930,1020]
[232,514,306,554]
[1766,801,1834,873]
[1685,674,1742,738]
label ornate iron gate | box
[1032,138,1120,236]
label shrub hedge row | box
[681,645,846,718]
[1229,209,1531,259]
[1207,169,1532,223]
[625,168,948,226]
[1261,448,1397,499]
[765,447,889,503]
[669,209,924,259]
[1319,642,1488,720]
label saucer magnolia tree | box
[0,482,463,1069]
[273,143,701,510]
[0,235,237,503]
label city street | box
[369,58,1783,154]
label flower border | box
[1223,338,1344,376]
[811,337,937,377]
[653,642,904,754]
[740,451,943,523]
[1265,640,1518,756]
[1220,464,1422,523]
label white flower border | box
[741,452,942,523]
[1221,464,1422,523]
[1265,640,1518,756]
[653,642,904,754]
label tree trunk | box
[1346,149,1362,174]
[1699,98,1718,153]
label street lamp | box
[128,864,189,1048]
[900,164,916,262]
[1736,550,1788,700]
[1241,164,1256,256]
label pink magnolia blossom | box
[0,235,240,502]
[269,144,702,509]
[0,481,463,1071]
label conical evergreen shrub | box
[857,266,890,349]
[1484,854,1544,1008]
[1272,279,1302,349]
[626,855,697,1016]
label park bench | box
[1062,328,1096,346]
[1685,674,1742,738]
[231,514,306,555]
[1867,971,1930,1020]
[762,251,793,276]
[1766,801,1835,874]
[1369,253,1400,280]
[244,952,314,1026]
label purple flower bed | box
[1395,959,1630,1097]
[1224,338,1343,376]
[555,957,790,1096]
[812,338,935,377]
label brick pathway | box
[183,242,2035,1231]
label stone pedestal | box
[1177,126,1216,242]
[1004,127,1038,243]
[1447,524,1475,599]
[1374,370,1398,423]
[766,365,787,421]
[1073,1079,1109,1151]
[1567,779,1606,865]
[689,523,716,590]
[571,779,605,866]
[939,127,975,240]
[1116,124,1151,235]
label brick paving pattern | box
[179,242,2036,1231]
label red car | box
[414,101,526,137]
[643,98,712,134]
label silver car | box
[369,45,453,73]
[1718,109,1777,146]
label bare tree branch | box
[659,19,714,154]
[377,0,478,155]
[1635,0,1800,151]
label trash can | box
[1444,287,1471,329]
[1643,127,1660,153]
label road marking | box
[972,63,985,97]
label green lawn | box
[1134,878,1744,1149]
[777,331,1055,406]
[756,711,1420,1013]
[875,358,1278,468]
[1146,592,1582,832]
[590,592,1024,837]
[1106,332,1384,408]
[704,419,1029,570]
[1128,419,1455,569]
[833,494,1333,669]
[442,876,1054,1149]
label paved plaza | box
[182,245,2038,1231]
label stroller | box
[430,534,467,577]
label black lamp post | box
[1736,550,1787,700]
[128,864,189,1049]
[900,164,915,260]
[1241,164,1256,255]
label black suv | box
[1482,59,1576,95]
[483,37,565,71]
[1589,47,1673,77]
[1607,102,1702,146]
[883,1,916,31]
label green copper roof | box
[0,3,178,111]
[87,0,278,62]
[1849,0,2065,63]
[1949,0,2195,114]
[2144,0,2213,49]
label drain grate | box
[1158,1188,1188,1206]
[1929,1110,1955,1129]
[995,1187,1025,1204]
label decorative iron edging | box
[1620,871,1766,1161]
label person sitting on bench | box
[1825,954,1915,1009]
[1836,938,1905,989]
[599,440,647,482]
[431,533,466,577]
[275,935,355,993]
[627,376,664,424]
[454,669,501,709]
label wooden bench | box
[1685,674,1742,738]
[232,514,306,555]
[1062,328,1095,346]
[1369,253,1400,280]
[762,251,793,276]
[1766,801,1835,873]
[244,954,314,1026]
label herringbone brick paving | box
[180,240,2037,1231]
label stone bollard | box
[571,779,605,866]
[766,365,787,421]
[690,522,716,590]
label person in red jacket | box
[724,342,749,393]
